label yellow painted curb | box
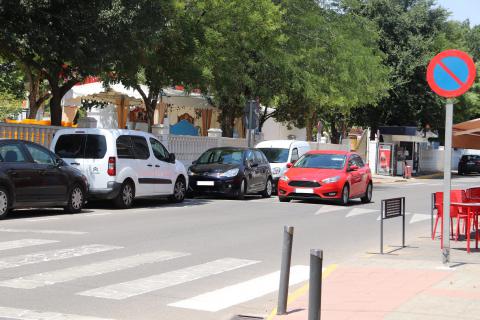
[265,264,338,320]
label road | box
[0,175,478,320]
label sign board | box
[382,197,404,219]
[377,144,393,176]
[427,49,476,98]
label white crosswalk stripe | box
[409,213,431,224]
[169,265,309,312]
[0,239,58,252]
[345,208,378,218]
[0,228,87,235]
[314,205,346,215]
[0,306,115,320]
[77,258,259,300]
[0,250,189,289]
[0,244,121,271]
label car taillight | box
[108,157,116,176]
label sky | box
[436,0,480,26]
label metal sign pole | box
[442,101,453,264]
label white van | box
[51,129,188,208]
[256,140,310,192]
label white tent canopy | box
[62,81,212,109]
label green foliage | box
[198,0,286,136]
[273,0,390,140]
[0,92,22,120]
[0,57,25,99]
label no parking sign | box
[426,49,476,264]
[427,49,476,98]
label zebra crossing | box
[0,235,306,319]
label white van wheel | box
[114,181,134,209]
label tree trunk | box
[27,76,40,119]
[306,116,313,141]
[146,100,157,133]
[330,120,339,144]
[49,87,63,126]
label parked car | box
[0,139,88,218]
[256,140,310,193]
[458,154,480,175]
[277,150,372,205]
[188,147,273,199]
[51,129,188,208]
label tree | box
[274,0,390,142]
[0,1,121,125]
[108,0,202,132]
[343,0,456,136]
[0,92,22,121]
[198,0,287,137]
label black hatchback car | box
[458,154,480,175]
[188,147,273,199]
[0,139,88,218]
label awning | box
[453,118,480,149]
[62,82,212,109]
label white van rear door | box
[53,133,86,172]
[82,134,109,190]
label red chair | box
[432,190,468,242]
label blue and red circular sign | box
[427,49,476,98]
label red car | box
[277,150,372,205]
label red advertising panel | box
[378,144,392,175]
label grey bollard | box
[277,226,294,315]
[308,249,323,320]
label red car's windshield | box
[294,154,346,169]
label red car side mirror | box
[349,165,359,171]
[286,163,293,168]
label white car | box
[256,140,310,192]
[51,129,188,208]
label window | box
[0,144,26,163]
[245,150,255,163]
[196,149,243,165]
[55,134,106,159]
[55,134,85,158]
[25,144,55,165]
[131,136,150,160]
[294,154,346,169]
[254,150,264,164]
[259,148,289,163]
[116,136,135,159]
[354,155,365,168]
[291,148,299,162]
[150,138,169,161]
[84,135,107,159]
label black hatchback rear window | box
[55,134,107,159]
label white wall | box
[86,105,118,129]
[261,117,306,141]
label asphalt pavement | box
[0,174,478,320]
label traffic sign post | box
[427,49,476,264]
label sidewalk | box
[268,235,480,320]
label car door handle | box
[147,164,153,167]
[8,170,17,176]
[70,162,80,166]
[155,165,160,168]
[39,170,48,176]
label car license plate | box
[197,181,214,186]
[296,188,314,194]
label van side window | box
[84,135,107,159]
[116,136,135,159]
[149,138,169,161]
[131,136,150,160]
[291,148,299,162]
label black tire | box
[261,178,273,198]
[279,196,291,203]
[169,178,186,203]
[0,187,10,219]
[64,184,85,213]
[114,181,135,209]
[340,184,350,206]
[361,182,373,203]
[235,179,246,200]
